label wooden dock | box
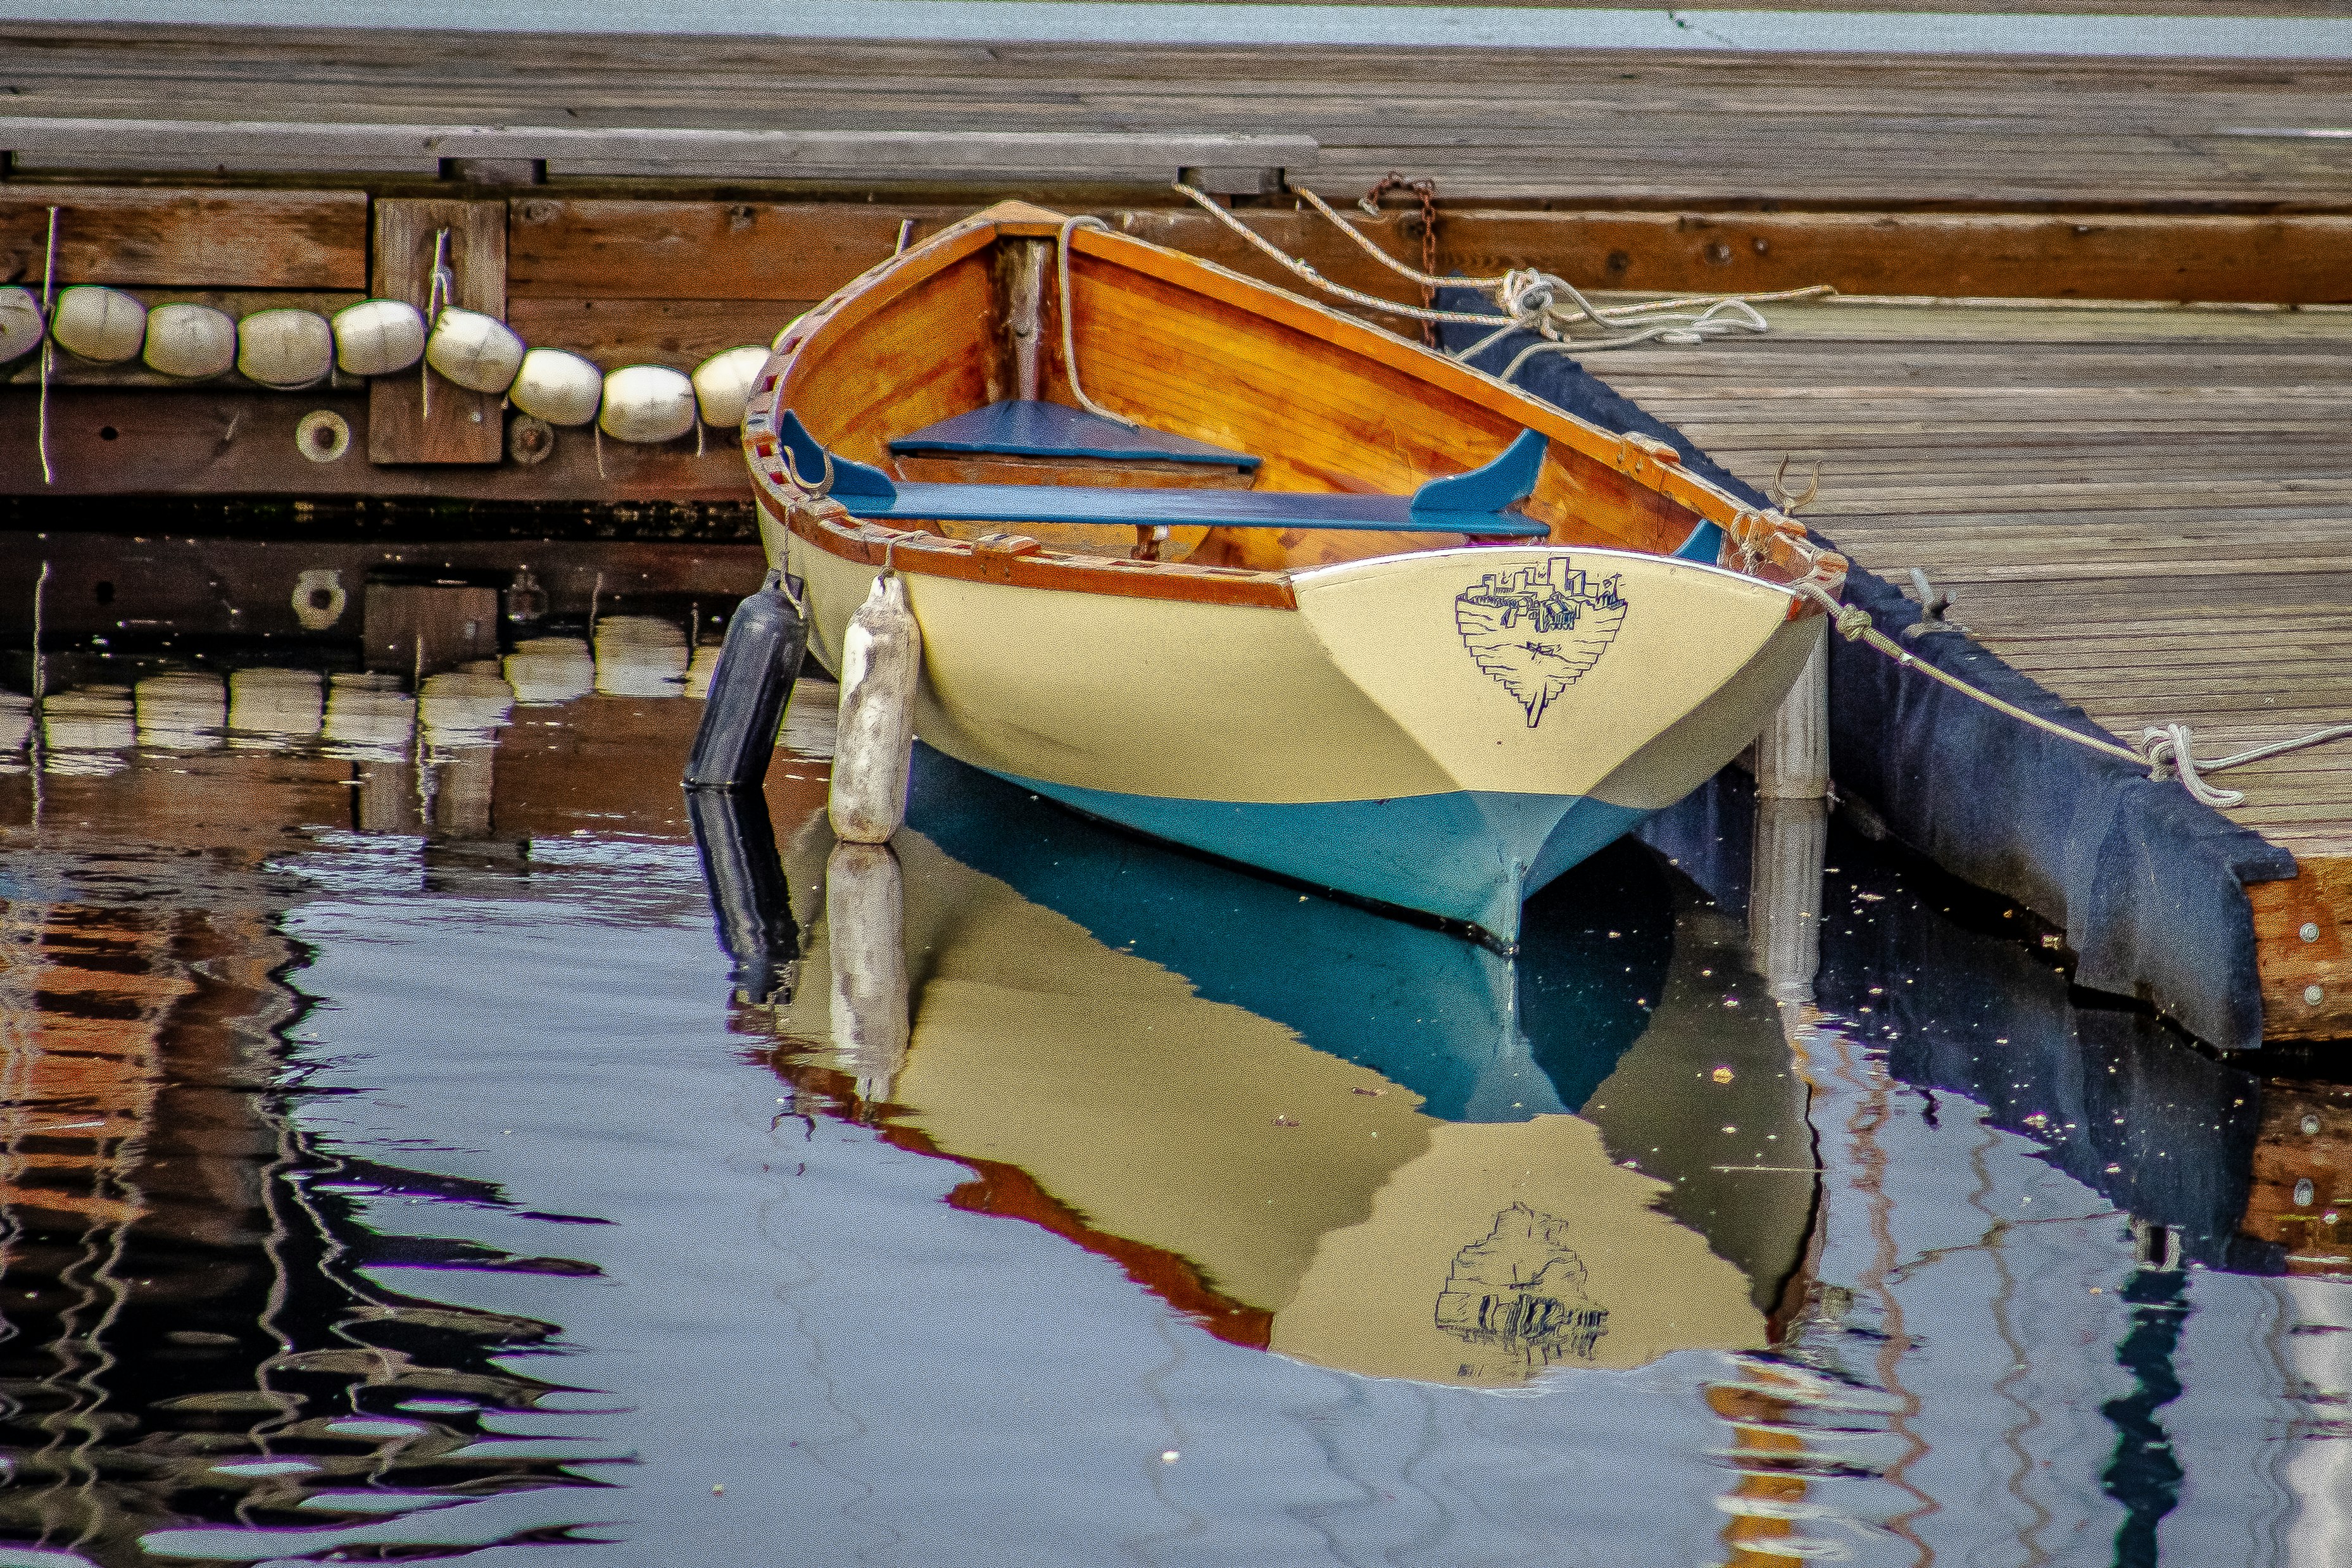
[4,16,2352,1045]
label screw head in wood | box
[2306,984,2327,1006]
[2303,922,2322,943]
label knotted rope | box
[1176,180,1828,372]
[1792,577,2352,809]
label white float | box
[691,344,770,428]
[424,308,525,394]
[597,364,698,443]
[49,285,147,363]
[142,302,239,380]
[508,347,604,427]
[828,574,921,844]
[331,299,425,377]
[0,286,42,364]
[826,839,910,1097]
[236,308,335,389]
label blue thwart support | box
[1437,289,2294,1050]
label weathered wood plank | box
[1,118,1317,179]
[368,198,504,466]
[0,185,365,291]
[504,296,805,372]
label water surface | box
[1,653,2346,1566]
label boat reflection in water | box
[700,747,1818,1387]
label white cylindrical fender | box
[691,344,770,428]
[424,307,525,394]
[826,839,909,1097]
[0,286,43,365]
[332,298,426,376]
[49,285,147,363]
[596,364,697,443]
[236,308,335,389]
[142,302,239,379]
[827,574,921,844]
[508,347,604,427]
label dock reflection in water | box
[1,637,2351,1564]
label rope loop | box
[1832,605,1875,643]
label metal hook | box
[779,442,834,498]
[1767,454,1821,515]
[1897,566,1971,642]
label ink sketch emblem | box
[1454,560,1628,727]
[1434,1203,1609,1369]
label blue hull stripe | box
[1000,774,1651,941]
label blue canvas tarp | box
[1437,296,2296,1050]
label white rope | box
[422,225,451,420]
[38,207,59,487]
[1055,215,1136,429]
[1177,181,1825,357]
[1171,183,1512,326]
[1292,182,1831,329]
[1791,577,2352,808]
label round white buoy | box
[49,285,147,364]
[691,344,770,428]
[142,302,239,380]
[597,364,698,443]
[331,299,426,377]
[826,839,909,1096]
[0,286,43,365]
[236,308,335,388]
[828,574,921,844]
[508,347,603,427]
[424,308,525,395]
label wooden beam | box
[368,198,505,466]
[0,185,366,291]
[504,296,807,372]
[512,199,2352,320]
[507,199,971,303]
[0,389,748,502]
[2251,862,2352,1044]
[1,118,1317,180]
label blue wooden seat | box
[888,400,1261,472]
[776,411,1556,538]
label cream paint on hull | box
[770,817,1774,1386]
[777,523,1806,810]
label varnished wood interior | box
[777,210,1720,574]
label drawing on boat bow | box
[1454,560,1629,727]
[1434,1201,1610,1367]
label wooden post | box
[1754,620,1829,801]
[368,198,506,464]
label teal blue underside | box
[999,775,1652,943]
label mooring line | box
[1790,577,2352,808]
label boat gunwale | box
[740,203,1838,617]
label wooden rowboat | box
[739,199,1845,943]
